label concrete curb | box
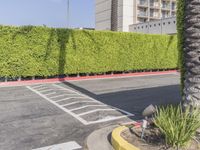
[85,125,117,150]
[0,70,178,87]
[111,126,140,150]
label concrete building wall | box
[129,17,176,34]
[95,0,177,33]
[121,0,134,32]
[95,0,134,32]
[95,0,112,30]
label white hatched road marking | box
[31,84,44,88]
[34,86,48,90]
[70,104,107,111]
[27,86,88,125]
[32,141,81,150]
[49,93,76,99]
[87,115,133,125]
[53,84,97,101]
[27,84,134,125]
[54,97,86,103]
[78,109,115,116]
[39,89,54,92]
[62,101,101,107]
[53,84,135,115]
[45,92,57,96]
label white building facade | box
[95,0,176,33]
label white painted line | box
[53,84,93,98]
[53,84,135,121]
[31,84,43,88]
[49,94,76,99]
[32,141,81,150]
[78,109,115,116]
[34,86,48,90]
[53,84,81,93]
[62,101,98,107]
[114,107,134,116]
[45,92,57,96]
[39,89,54,92]
[54,97,87,103]
[26,86,88,125]
[53,84,105,104]
[87,114,134,125]
[70,105,107,111]
[28,83,135,125]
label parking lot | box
[0,73,181,150]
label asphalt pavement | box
[0,73,181,150]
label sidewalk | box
[85,125,118,150]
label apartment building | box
[95,0,176,32]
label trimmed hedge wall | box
[177,0,185,92]
[0,25,178,77]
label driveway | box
[0,73,181,150]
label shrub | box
[154,105,200,149]
[0,25,178,77]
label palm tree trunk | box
[183,0,200,107]
[111,0,118,31]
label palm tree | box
[111,0,118,31]
[180,0,200,107]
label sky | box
[0,0,95,28]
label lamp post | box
[67,0,70,28]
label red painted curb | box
[0,70,178,87]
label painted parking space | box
[27,83,134,125]
[32,141,81,150]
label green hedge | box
[0,25,178,77]
[177,0,185,92]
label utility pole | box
[67,0,70,28]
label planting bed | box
[121,127,200,150]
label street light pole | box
[67,0,70,28]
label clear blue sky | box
[0,0,95,28]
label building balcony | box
[138,0,148,7]
[150,4,160,9]
[161,6,171,11]
[161,15,170,19]
[171,9,176,12]
[138,13,148,18]
[150,14,159,18]
[150,1,159,8]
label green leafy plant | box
[154,105,200,149]
[0,25,178,78]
